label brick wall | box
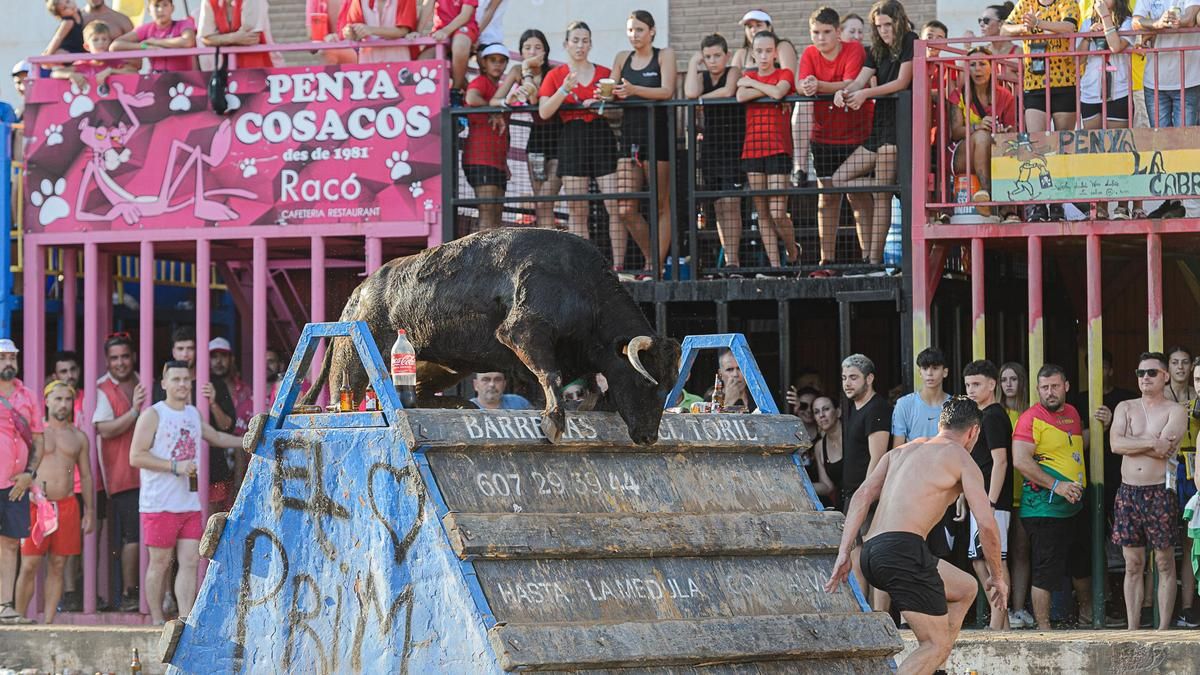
[269,0,317,66]
[668,0,937,67]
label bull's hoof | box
[199,511,228,559]
[540,410,565,443]
[244,413,268,453]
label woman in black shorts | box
[831,0,915,265]
[496,29,562,228]
[732,10,807,186]
[684,33,745,269]
[538,21,621,243]
[611,10,677,275]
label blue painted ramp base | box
[164,323,900,673]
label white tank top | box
[139,401,203,514]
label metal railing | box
[914,28,1200,227]
[444,93,913,280]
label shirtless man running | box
[1110,351,1188,630]
[14,381,94,623]
[826,397,1007,675]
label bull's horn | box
[624,336,658,385]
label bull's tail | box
[300,344,335,406]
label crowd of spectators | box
[741,346,1199,631]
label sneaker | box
[1008,610,1029,628]
[120,590,140,613]
[1025,204,1049,222]
[59,590,82,613]
[1175,608,1200,628]
[1160,201,1187,219]
[1015,609,1035,628]
[0,603,34,625]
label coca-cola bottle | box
[391,329,418,408]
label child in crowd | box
[110,0,197,72]
[419,0,479,96]
[51,21,137,92]
[798,6,873,274]
[1080,0,1139,219]
[463,43,511,230]
[494,29,561,228]
[737,30,800,272]
[43,0,86,56]
[684,33,745,272]
[841,12,866,43]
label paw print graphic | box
[30,178,70,226]
[239,158,257,178]
[62,82,94,118]
[225,81,242,112]
[386,150,412,181]
[423,198,435,211]
[44,124,64,146]
[168,84,194,112]
[409,181,424,198]
[412,67,438,95]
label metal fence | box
[443,93,913,280]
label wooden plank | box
[473,554,861,624]
[537,659,896,674]
[399,410,806,451]
[488,613,901,671]
[444,511,842,559]
[426,451,814,515]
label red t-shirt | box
[741,68,794,160]
[463,75,509,170]
[798,42,873,145]
[540,64,612,124]
[948,85,1017,131]
[433,0,478,34]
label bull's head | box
[600,335,681,445]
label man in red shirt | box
[797,7,873,271]
[0,339,45,625]
[92,333,144,612]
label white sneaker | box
[1008,610,1027,628]
[1016,609,1035,628]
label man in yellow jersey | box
[1013,364,1092,630]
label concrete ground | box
[0,625,163,675]
[898,628,1200,674]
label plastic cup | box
[309,12,329,42]
[598,78,616,100]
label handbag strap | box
[0,391,34,449]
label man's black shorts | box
[109,488,140,546]
[861,531,948,616]
[1023,511,1091,590]
[0,487,31,539]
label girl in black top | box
[495,29,563,228]
[684,34,745,271]
[44,0,86,55]
[831,0,915,266]
[611,10,676,276]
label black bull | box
[301,229,681,444]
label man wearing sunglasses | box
[1109,351,1188,630]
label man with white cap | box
[0,339,45,624]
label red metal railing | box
[914,28,1200,229]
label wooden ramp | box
[162,322,902,673]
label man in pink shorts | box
[129,360,244,624]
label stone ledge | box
[0,626,162,674]
[899,628,1200,674]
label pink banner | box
[22,62,444,232]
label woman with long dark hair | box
[611,10,677,276]
[831,0,916,265]
[538,21,620,244]
[495,29,563,228]
[950,47,1016,204]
